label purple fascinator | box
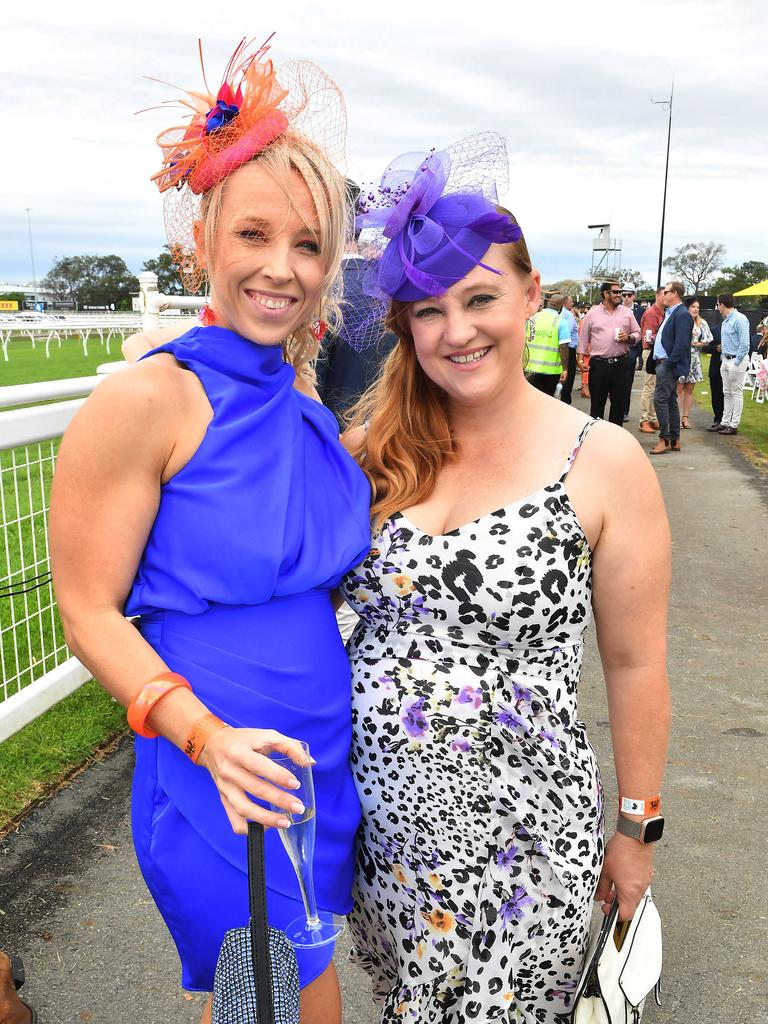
[341,133,522,350]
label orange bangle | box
[127,672,192,738]
[184,712,228,764]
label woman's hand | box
[595,832,654,921]
[198,727,312,834]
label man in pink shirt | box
[577,281,641,425]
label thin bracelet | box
[620,794,662,816]
[185,712,228,764]
[127,672,192,739]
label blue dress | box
[124,326,371,991]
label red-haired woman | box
[339,136,671,1024]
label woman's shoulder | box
[83,354,200,434]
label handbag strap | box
[247,821,275,1024]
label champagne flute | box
[268,742,344,948]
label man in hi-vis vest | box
[527,293,571,395]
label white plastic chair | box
[744,352,761,390]
[751,357,767,404]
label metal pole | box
[653,80,674,290]
[25,208,38,305]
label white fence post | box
[139,270,161,332]
[139,272,206,333]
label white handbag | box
[571,889,662,1024]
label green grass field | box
[1,333,129,831]
[696,355,768,463]
[1,331,124,386]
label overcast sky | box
[2,0,766,291]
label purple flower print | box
[538,727,560,750]
[401,696,429,737]
[451,737,471,753]
[455,685,483,709]
[401,594,429,622]
[378,674,395,692]
[496,705,526,732]
[494,843,519,870]
[512,681,533,704]
[500,885,534,923]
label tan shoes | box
[0,953,37,1024]
[649,439,670,455]
[639,422,656,433]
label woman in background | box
[678,297,712,428]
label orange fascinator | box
[145,34,347,291]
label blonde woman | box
[339,137,670,1023]
[678,297,712,428]
[49,40,370,1024]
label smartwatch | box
[616,813,665,844]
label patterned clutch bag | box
[212,822,300,1024]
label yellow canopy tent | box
[734,279,768,296]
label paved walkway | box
[1,384,767,1023]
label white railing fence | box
[1,272,205,362]
[0,272,203,742]
[0,377,98,743]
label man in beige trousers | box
[639,287,664,433]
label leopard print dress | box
[340,419,604,1023]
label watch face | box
[642,817,665,843]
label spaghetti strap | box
[558,418,598,483]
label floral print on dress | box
[341,419,605,1024]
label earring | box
[525,316,536,343]
[311,319,328,343]
[198,304,216,327]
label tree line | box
[37,250,204,310]
[547,243,767,304]
[31,241,767,311]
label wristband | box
[184,712,228,764]
[620,794,661,816]
[127,672,192,738]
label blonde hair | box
[346,207,532,527]
[198,132,349,376]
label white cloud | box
[2,0,766,288]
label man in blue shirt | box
[716,293,751,435]
[559,294,580,404]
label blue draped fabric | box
[124,326,371,989]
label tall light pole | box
[652,79,674,290]
[25,207,38,306]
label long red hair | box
[346,207,532,527]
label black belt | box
[591,355,625,364]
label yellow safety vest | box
[527,309,563,375]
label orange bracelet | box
[620,794,662,816]
[127,672,192,738]
[184,712,228,764]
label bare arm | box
[121,319,198,362]
[585,429,672,920]
[49,364,306,832]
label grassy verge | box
[0,680,127,833]
[1,333,124,386]
[696,355,768,470]
[2,337,133,830]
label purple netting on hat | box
[341,133,521,351]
